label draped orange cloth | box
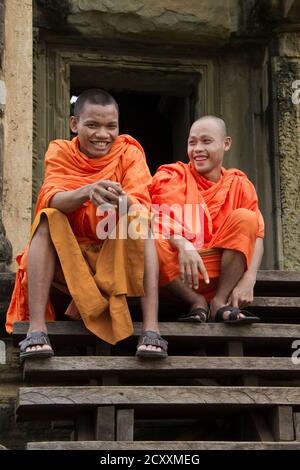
[150,161,264,301]
[6,135,152,344]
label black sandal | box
[214,306,260,325]
[177,307,208,323]
[19,331,54,362]
[136,330,168,359]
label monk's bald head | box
[190,116,227,139]
[187,115,231,182]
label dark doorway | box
[113,92,173,175]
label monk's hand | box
[228,273,256,308]
[176,238,210,290]
[88,180,126,208]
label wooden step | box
[13,321,300,348]
[26,440,300,450]
[16,386,300,421]
[255,271,300,295]
[23,356,300,381]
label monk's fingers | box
[191,263,199,290]
[184,263,193,289]
[89,189,104,206]
[96,187,120,204]
[90,189,117,208]
[197,259,210,284]
[230,294,239,308]
[96,180,125,195]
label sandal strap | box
[215,306,240,322]
[138,330,168,352]
[189,307,208,322]
[19,332,52,352]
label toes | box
[137,345,162,352]
[25,344,52,353]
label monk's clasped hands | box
[89,180,126,208]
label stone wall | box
[36,0,239,46]
[2,0,33,270]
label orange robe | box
[6,135,152,344]
[150,161,264,302]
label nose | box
[194,141,205,152]
[95,127,109,139]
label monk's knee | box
[229,209,258,234]
[33,215,51,239]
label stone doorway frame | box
[33,42,218,204]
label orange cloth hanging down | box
[6,135,152,344]
[150,161,264,302]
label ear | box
[224,136,232,152]
[70,116,78,134]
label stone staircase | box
[12,270,300,450]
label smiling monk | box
[150,116,264,324]
[6,89,168,360]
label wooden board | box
[16,386,300,421]
[23,356,300,381]
[12,321,300,348]
[26,440,300,450]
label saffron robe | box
[150,161,264,301]
[6,135,152,344]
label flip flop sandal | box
[136,330,168,359]
[19,331,54,362]
[177,307,208,323]
[215,306,260,325]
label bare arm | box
[49,180,125,214]
[49,185,91,213]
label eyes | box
[189,139,213,145]
[85,123,118,130]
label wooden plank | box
[26,440,300,450]
[242,375,260,386]
[251,297,300,308]
[248,412,274,441]
[74,414,94,441]
[16,386,300,421]
[95,406,115,441]
[293,412,300,440]
[116,409,134,441]
[256,271,300,284]
[226,341,243,357]
[23,356,300,381]
[269,406,295,441]
[13,321,300,347]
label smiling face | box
[70,102,119,158]
[187,117,231,182]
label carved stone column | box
[271,32,300,270]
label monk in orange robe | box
[6,89,168,359]
[150,116,264,324]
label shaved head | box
[74,88,119,119]
[187,115,231,182]
[191,116,227,139]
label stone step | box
[12,321,300,349]
[26,440,300,450]
[16,385,300,421]
[23,356,300,382]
